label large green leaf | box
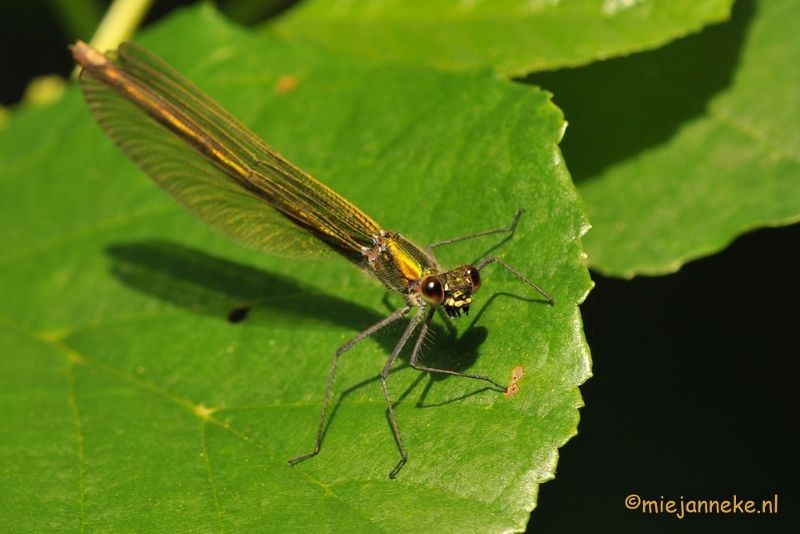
[0,5,591,531]
[570,0,800,276]
[269,0,734,76]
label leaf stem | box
[89,0,154,52]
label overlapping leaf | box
[571,0,800,276]
[270,0,734,76]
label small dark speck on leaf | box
[227,305,251,323]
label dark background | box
[2,1,797,532]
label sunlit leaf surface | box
[0,5,591,532]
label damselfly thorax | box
[362,230,481,317]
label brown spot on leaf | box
[274,75,299,95]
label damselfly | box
[72,40,554,478]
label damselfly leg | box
[290,210,553,478]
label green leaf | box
[570,0,800,277]
[0,5,591,531]
[269,0,734,76]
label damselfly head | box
[420,265,482,318]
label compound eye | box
[465,266,481,293]
[420,275,444,306]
